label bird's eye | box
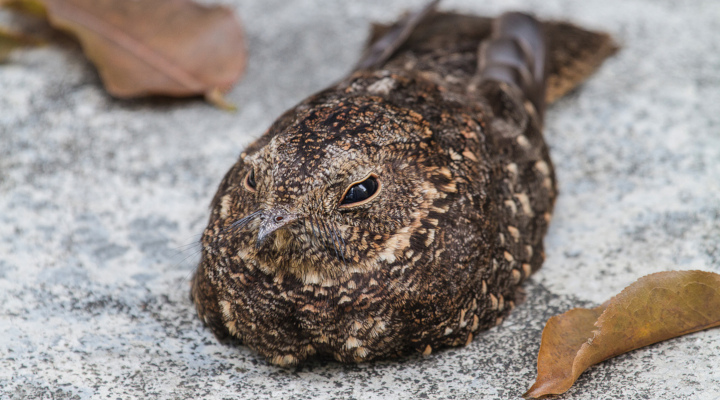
[244,169,257,192]
[340,175,380,207]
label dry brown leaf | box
[0,0,46,16]
[1,0,45,16]
[21,0,246,99]
[0,27,42,62]
[525,270,720,398]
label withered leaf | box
[0,0,46,16]
[29,0,246,99]
[525,270,720,398]
[0,27,42,62]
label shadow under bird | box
[191,2,617,366]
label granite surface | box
[1,0,719,399]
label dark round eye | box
[341,176,379,206]
[244,169,257,191]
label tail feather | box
[495,13,546,86]
[360,7,617,105]
[543,22,618,103]
[355,0,440,70]
[478,12,547,123]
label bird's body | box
[191,6,616,366]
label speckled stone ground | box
[1,0,719,399]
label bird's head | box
[201,95,453,284]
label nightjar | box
[191,2,616,366]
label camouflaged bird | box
[191,3,617,366]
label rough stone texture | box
[1,0,718,399]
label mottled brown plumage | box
[191,5,617,366]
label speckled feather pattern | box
[191,10,615,366]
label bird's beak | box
[256,209,299,248]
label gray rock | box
[1,0,719,399]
